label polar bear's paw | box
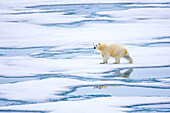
[100,62,107,64]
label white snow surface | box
[0,77,169,102]
[0,0,170,113]
[1,97,170,113]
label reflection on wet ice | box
[94,69,133,89]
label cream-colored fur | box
[93,43,133,64]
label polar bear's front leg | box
[100,54,109,64]
[114,56,120,64]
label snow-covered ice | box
[0,0,170,113]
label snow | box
[0,76,169,102]
[0,97,170,113]
[0,0,170,112]
[0,45,169,77]
[97,8,170,21]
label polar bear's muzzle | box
[94,47,96,49]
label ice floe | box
[0,0,170,112]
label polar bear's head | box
[93,43,106,51]
[93,43,101,49]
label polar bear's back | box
[107,44,128,57]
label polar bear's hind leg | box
[123,54,133,64]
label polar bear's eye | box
[98,43,100,45]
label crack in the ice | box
[123,102,170,113]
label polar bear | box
[93,43,133,64]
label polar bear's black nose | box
[94,47,96,49]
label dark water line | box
[25,2,170,8]
[126,109,170,113]
[129,41,170,47]
[41,19,115,28]
[141,42,170,47]
[49,94,111,103]
[117,65,170,70]
[124,102,170,112]
[93,64,170,75]
[2,10,64,15]
[0,98,29,104]
[25,3,134,8]
[0,109,48,113]
[124,101,170,108]
[153,36,170,40]
[0,46,55,50]
[0,98,37,108]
